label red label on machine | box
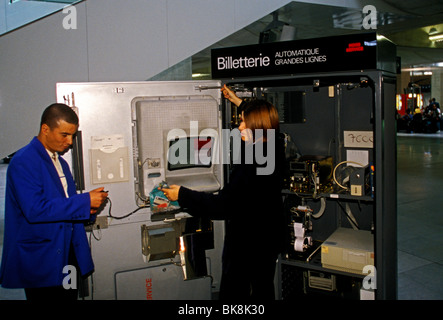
[146,278,153,300]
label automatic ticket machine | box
[57,32,397,300]
[58,81,225,300]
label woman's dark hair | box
[242,99,279,141]
[40,103,79,129]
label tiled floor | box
[397,132,443,299]
[1,132,443,300]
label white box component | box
[321,228,374,275]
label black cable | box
[106,197,148,220]
[336,200,360,230]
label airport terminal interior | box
[1,0,443,300]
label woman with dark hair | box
[161,85,285,300]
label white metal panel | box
[56,80,222,219]
[56,80,224,300]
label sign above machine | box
[211,32,396,79]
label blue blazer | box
[0,137,94,288]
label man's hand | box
[89,187,108,214]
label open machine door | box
[56,80,225,300]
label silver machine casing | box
[56,81,225,300]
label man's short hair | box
[40,103,79,129]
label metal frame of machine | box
[213,32,397,300]
[219,69,397,300]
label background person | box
[0,103,108,300]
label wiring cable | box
[311,197,327,219]
[91,225,102,241]
[106,196,149,220]
[336,200,360,230]
[345,202,359,230]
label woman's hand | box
[221,84,243,107]
[160,185,181,202]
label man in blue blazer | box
[0,103,108,300]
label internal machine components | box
[285,197,327,261]
[288,155,333,196]
[332,161,372,197]
[141,217,214,280]
[291,205,313,253]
